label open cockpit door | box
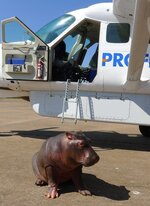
[1,17,49,81]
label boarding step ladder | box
[61,79,81,123]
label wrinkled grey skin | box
[32,131,99,198]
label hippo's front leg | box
[71,166,92,196]
[45,165,59,199]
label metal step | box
[61,79,81,123]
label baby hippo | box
[32,131,99,198]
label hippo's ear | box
[65,132,74,140]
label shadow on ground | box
[43,173,130,201]
[4,128,150,152]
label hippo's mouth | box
[83,155,100,167]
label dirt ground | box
[0,98,150,206]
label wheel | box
[139,125,150,137]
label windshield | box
[36,14,75,44]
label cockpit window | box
[36,14,75,44]
[106,23,130,43]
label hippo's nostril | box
[92,155,99,164]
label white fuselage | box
[1,2,150,126]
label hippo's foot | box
[46,184,59,199]
[35,178,47,186]
[78,189,92,196]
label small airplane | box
[0,0,150,137]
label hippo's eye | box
[77,141,89,149]
[77,141,85,149]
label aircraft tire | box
[139,125,150,137]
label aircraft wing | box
[113,0,150,82]
[113,0,136,19]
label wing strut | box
[127,0,150,82]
